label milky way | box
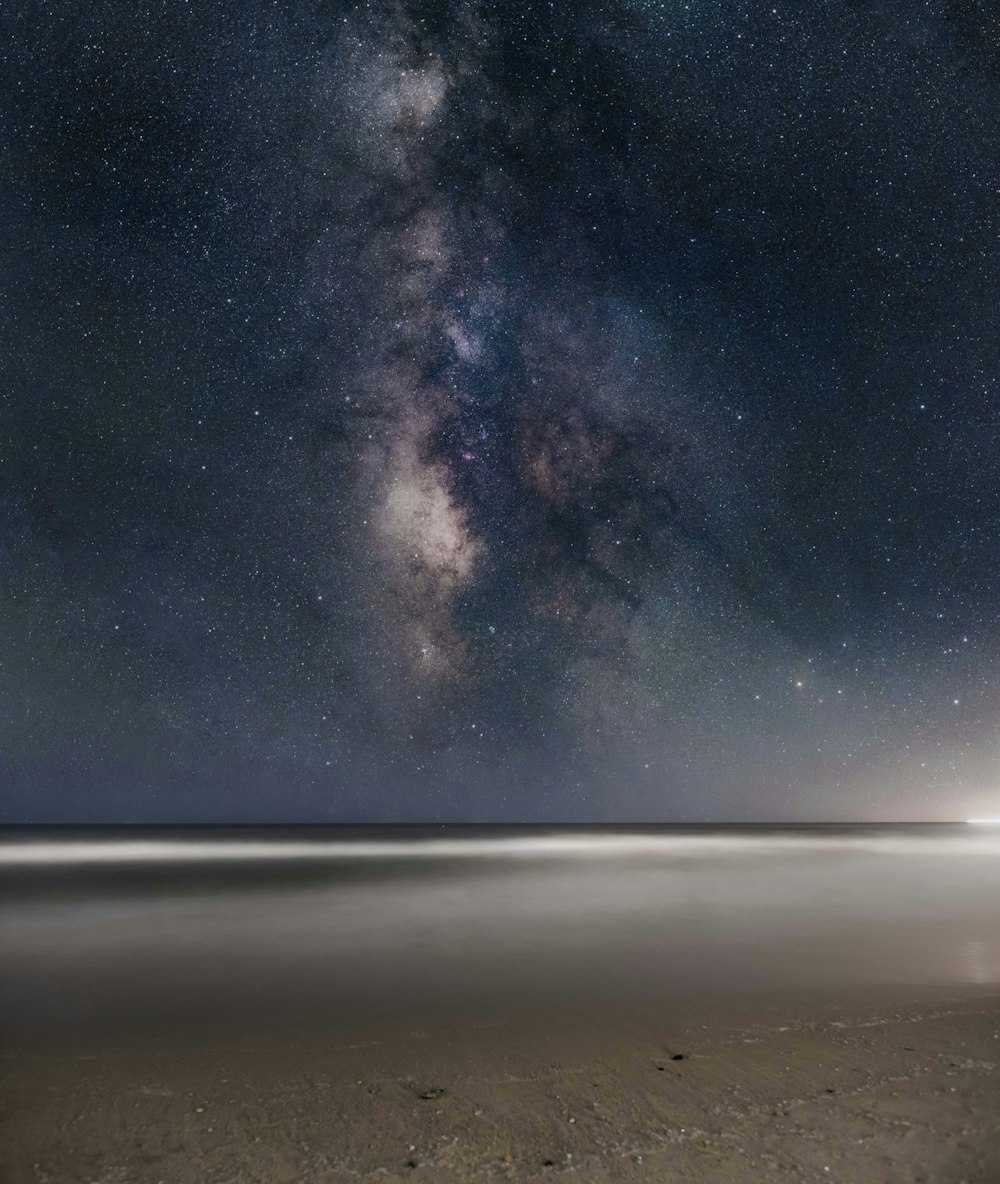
[3,1,1000,821]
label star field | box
[2,0,999,821]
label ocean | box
[3,824,999,1054]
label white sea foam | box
[1,829,996,865]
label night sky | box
[3,1,999,822]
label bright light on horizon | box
[966,818,1000,825]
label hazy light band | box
[0,831,995,866]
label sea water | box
[2,825,999,1052]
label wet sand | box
[3,826,1000,1181]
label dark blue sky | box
[3,1,999,821]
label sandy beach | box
[4,988,1000,1183]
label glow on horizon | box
[967,818,1000,825]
